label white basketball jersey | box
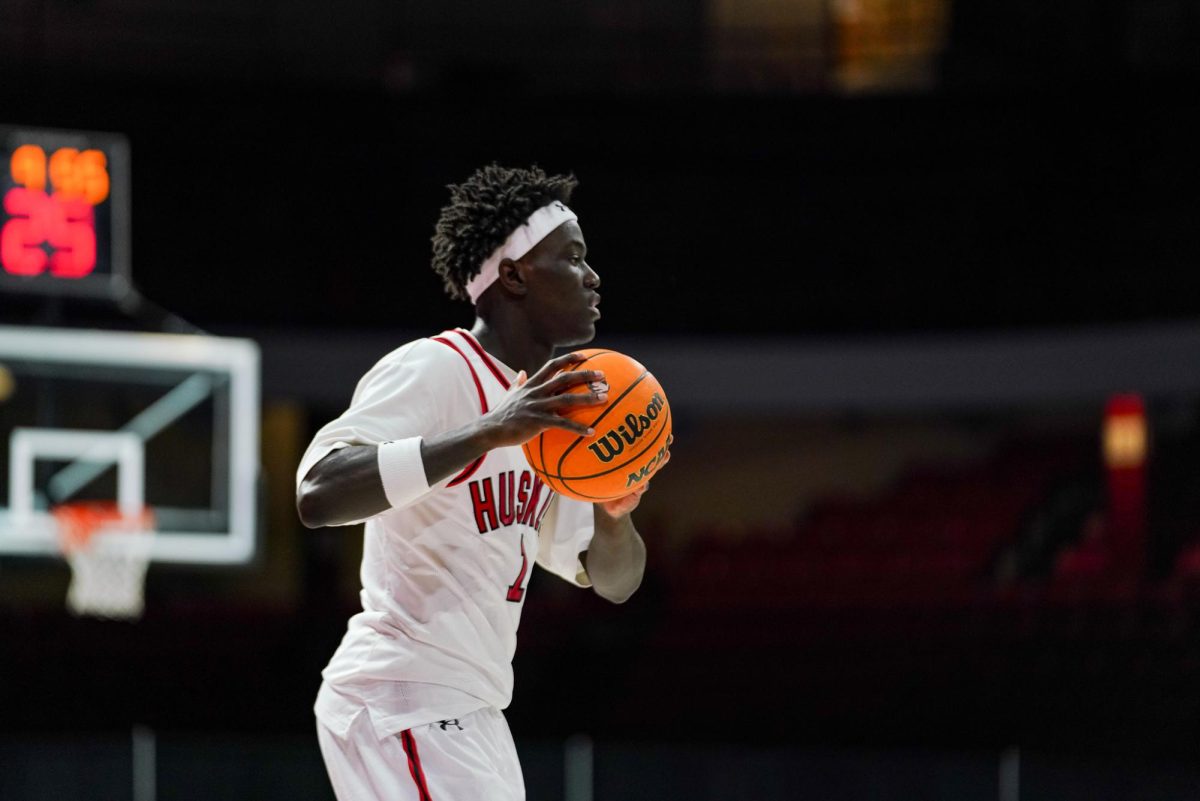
[297,328,594,738]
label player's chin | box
[562,319,598,346]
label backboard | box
[0,325,259,564]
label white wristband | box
[377,438,431,509]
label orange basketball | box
[522,349,672,502]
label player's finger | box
[538,389,608,409]
[514,370,527,387]
[541,369,605,395]
[542,415,594,437]
[528,352,587,385]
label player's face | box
[519,220,601,347]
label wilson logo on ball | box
[522,349,672,503]
[587,392,666,463]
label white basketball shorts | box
[317,706,525,801]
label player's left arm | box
[581,489,649,604]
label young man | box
[296,164,664,800]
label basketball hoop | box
[53,502,154,620]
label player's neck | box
[468,317,553,377]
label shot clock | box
[0,125,130,298]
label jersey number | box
[506,534,529,603]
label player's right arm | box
[296,351,605,529]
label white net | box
[56,505,154,620]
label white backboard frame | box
[0,325,260,564]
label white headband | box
[466,201,578,304]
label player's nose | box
[583,261,600,288]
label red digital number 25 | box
[1,188,96,278]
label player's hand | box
[480,352,608,448]
[596,445,670,518]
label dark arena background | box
[3,2,1200,799]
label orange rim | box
[52,502,154,553]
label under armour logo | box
[438,719,463,731]
[553,202,566,212]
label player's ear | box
[497,258,528,297]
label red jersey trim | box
[430,335,487,487]
[452,329,512,391]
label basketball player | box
[296,164,665,800]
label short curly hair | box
[431,164,578,301]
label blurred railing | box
[4,731,1200,800]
